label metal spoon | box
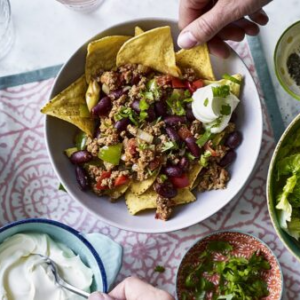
[36,254,90,298]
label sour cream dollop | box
[191,83,240,133]
[0,233,93,300]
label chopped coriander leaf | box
[184,90,191,97]
[139,98,150,111]
[212,85,230,98]
[197,130,212,147]
[143,91,154,101]
[187,153,196,161]
[207,241,233,252]
[154,265,165,273]
[139,111,148,121]
[162,141,178,152]
[147,79,161,100]
[115,107,138,125]
[138,143,148,150]
[159,174,168,182]
[204,98,209,107]
[222,73,242,85]
[221,104,231,116]
[58,183,67,192]
[183,97,193,103]
[200,155,208,167]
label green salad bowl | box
[267,113,300,260]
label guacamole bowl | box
[267,113,300,261]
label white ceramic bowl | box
[45,19,263,233]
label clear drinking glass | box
[0,0,14,61]
[55,0,104,12]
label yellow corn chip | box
[41,76,94,137]
[188,164,203,190]
[176,44,215,80]
[117,26,181,77]
[204,74,243,97]
[134,26,144,36]
[126,188,196,215]
[130,168,161,195]
[107,182,131,201]
[85,35,131,83]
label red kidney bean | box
[114,118,130,133]
[185,136,200,158]
[179,157,189,172]
[131,100,141,113]
[154,182,177,198]
[219,150,237,167]
[164,165,183,177]
[131,74,141,85]
[75,166,89,190]
[155,101,168,117]
[165,127,181,143]
[164,116,187,126]
[109,88,126,100]
[92,97,112,117]
[146,105,156,122]
[186,108,195,121]
[225,131,242,149]
[70,150,93,164]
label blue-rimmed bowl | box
[176,231,283,300]
[0,218,123,292]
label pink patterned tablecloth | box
[0,41,299,299]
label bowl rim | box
[175,230,284,300]
[267,112,300,262]
[0,218,108,292]
[44,17,263,233]
[273,20,300,101]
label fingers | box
[89,292,116,300]
[178,0,211,30]
[249,9,269,25]
[178,1,239,49]
[109,277,174,300]
[207,37,231,58]
[233,18,260,36]
[217,24,245,42]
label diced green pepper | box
[98,143,123,165]
[75,132,88,150]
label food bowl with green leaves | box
[267,113,300,260]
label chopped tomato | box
[95,171,111,190]
[178,127,193,140]
[114,175,129,187]
[170,173,190,189]
[186,81,196,94]
[204,141,218,157]
[171,77,186,88]
[128,138,137,156]
[156,75,172,86]
[192,79,204,89]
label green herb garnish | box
[159,174,168,182]
[212,85,230,98]
[115,107,138,126]
[222,73,242,85]
[154,265,165,273]
[197,130,212,147]
[162,141,178,152]
[139,98,149,110]
[204,98,209,107]
[187,153,196,161]
[58,183,67,192]
[221,104,231,116]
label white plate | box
[45,19,263,233]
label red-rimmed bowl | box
[176,231,283,300]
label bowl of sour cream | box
[0,218,123,299]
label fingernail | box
[177,31,198,49]
[89,292,115,300]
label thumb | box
[178,1,238,49]
[89,292,116,300]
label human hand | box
[178,0,272,57]
[89,277,174,300]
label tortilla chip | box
[204,74,243,97]
[85,35,131,83]
[130,168,160,195]
[134,26,144,36]
[41,76,94,136]
[117,26,181,77]
[126,188,196,215]
[176,44,215,80]
[107,182,131,201]
[188,164,203,190]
